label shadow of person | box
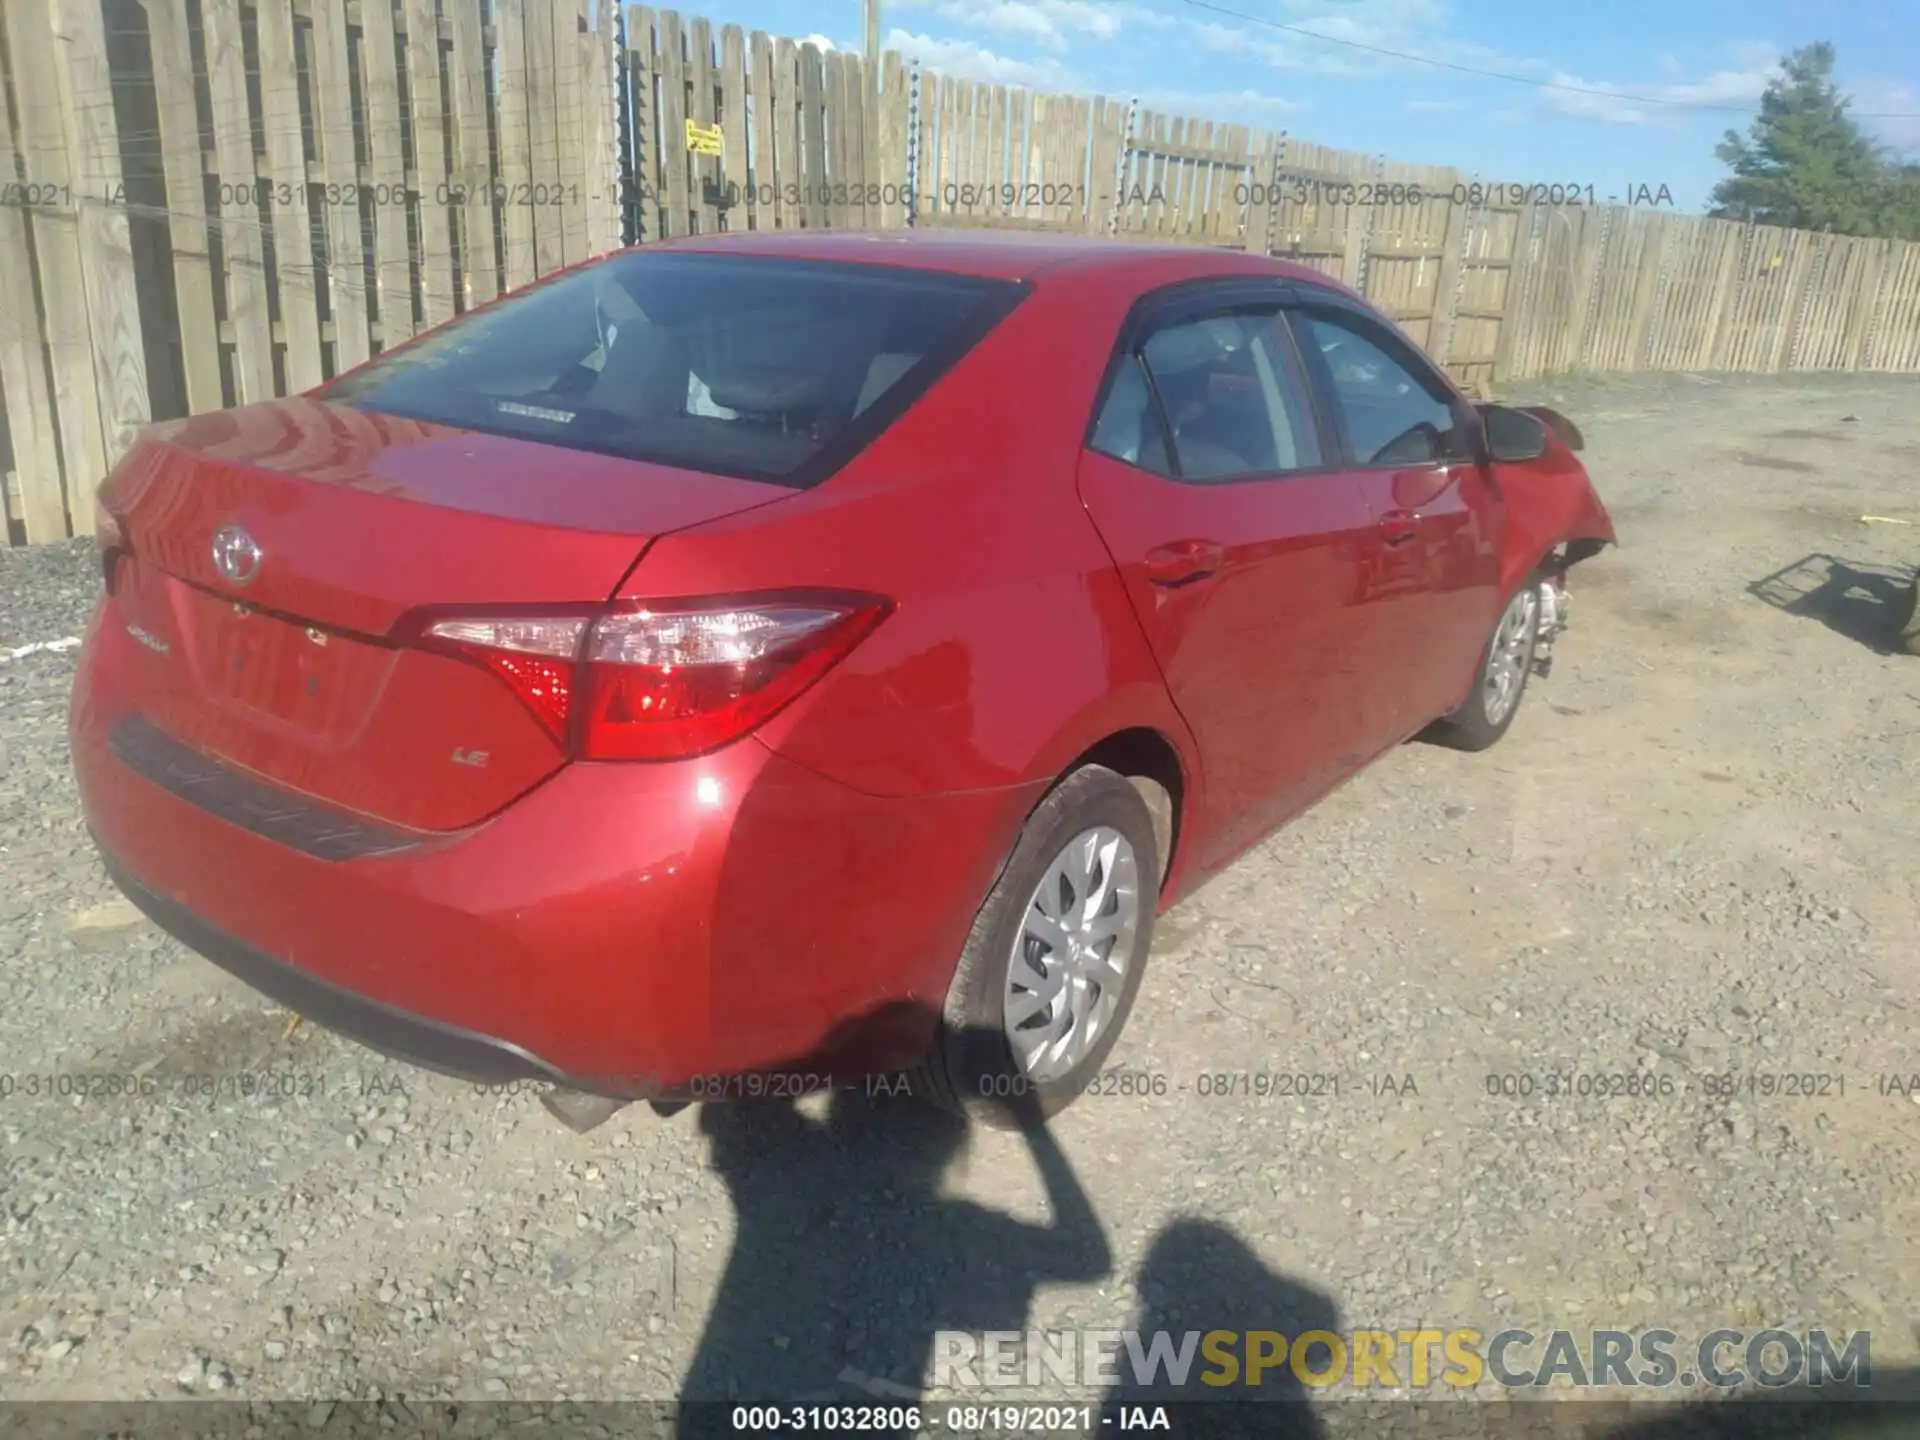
[675,1040,1111,1438]
[1100,1218,1336,1439]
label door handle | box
[1144,538,1225,586]
[1377,511,1419,547]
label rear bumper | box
[72,602,1039,1090]
[105,858,572,1088]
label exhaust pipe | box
[540,1088,629,1134]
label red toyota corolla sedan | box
[70,231,1613,1127]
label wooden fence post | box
[1426,168,1471,370]
[1700,221,1746,372]
[258,0,325,390]
[1562,205,1612,374]
[1621,211,1669,373]
[1774,231,1822,372]
[142,0,225,410]
[448,0,500,304]
[1342,155,1381,294]
[0,51,68,540]
[1488,200,1536,388]
[361,0,416,344]
[9,0,111,529]
[1846,238,1888,370]
[720,26,749,229]
[497,0,540,283]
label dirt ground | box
[2,370,1919,1430]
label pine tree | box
[1708,43,1918,240]
[1881,161,1920,240]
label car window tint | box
[320,253,1023,487]
[1295,311,1459,467]
[1089,354,1173,476]
[1138,313,1320,482]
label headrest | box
[704,364,837,413]
[1146,317,1244,375]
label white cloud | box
[1656,65,1778,107]
[799,32,840,51]
[1184,2,1788,133]
[886,28,1075,87]
[1536,74,1651,125]
[888,0,1169,50]
[1135,87,1307,120]
[1851,76,1920,154]
[884,0,1893,157]
[1535,60,1780,125]
[1722,39,1786,72]
[1186,0,1546,83]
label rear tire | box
[918,765,1158,1129]
[1428,579,1542,752]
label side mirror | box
[1476,403,1550,463]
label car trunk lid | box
[102,398,795,831]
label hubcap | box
[1483,586,1539,726]
[1004,826,1142,1084]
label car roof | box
[647,227,1358,295]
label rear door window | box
[1089,306,1321,483]
[1139,312,1321,481]
[1088,355,1174,477]
[322,253,1027,487]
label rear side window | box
[322,253,1026,487]
[1088,355,1173,477]
[1089,308,1321,484]
[1141,313,1320,481]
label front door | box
[1288,302,1504,733]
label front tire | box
[920,765,1158,1129]
[1428,580,1542,752]
[1898,572,1920,657]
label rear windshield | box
[322,252,1027,487]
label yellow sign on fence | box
[685,119,724,157]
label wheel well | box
[1070,728,1184,887]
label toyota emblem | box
[211,525,262,586]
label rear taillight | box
[408,594,891,762]
[421,616,588,744]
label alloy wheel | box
[1483,586,1539,727]
[1002,826,1142,1083]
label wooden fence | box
[6,0,1920,545]
[0,0,620,545]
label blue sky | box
[679,0,1920,212]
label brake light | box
[409,594,890,761]
[421,616,588,745]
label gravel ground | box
[3,372,1919,1433]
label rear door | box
[1075,282,1387,873]
[1287,299,1504,733]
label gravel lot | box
[3,371,1919,1432]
